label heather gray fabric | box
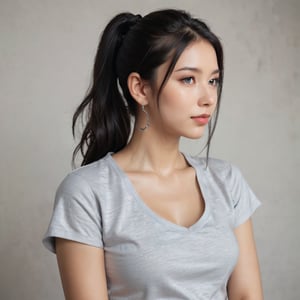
[43,152,261,300]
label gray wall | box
[0,0,299,299]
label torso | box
[45,152,250,299]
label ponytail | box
[72,13,141,166]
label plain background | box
[0,0,299,299]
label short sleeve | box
[42,173,103,253]
[229,164,261,227]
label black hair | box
[72,9,224,166]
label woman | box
[43,9,263,299]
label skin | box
[56,39,263,299]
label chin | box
[183,131,205,140]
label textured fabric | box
[43,152,261,300]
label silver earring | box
[139,105,150,131]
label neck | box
[116,126,188,176]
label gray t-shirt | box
[43,152,261,300]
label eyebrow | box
[174,67,220,75]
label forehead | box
[155,39,218,83]
[152,39,219,89]
[174,40,218,71]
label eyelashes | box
[180,77,220,86]
[208,78,220,86]
[181,76,195,85]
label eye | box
[181,77,195,85]
[209,78,220,87]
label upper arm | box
[227,219,263,300]
[56,238,109,300]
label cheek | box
[212,96,218,110]
[159,86,189,109]
[159,94,188,121]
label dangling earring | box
[139,105,150,131]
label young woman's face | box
[148,39,219,140]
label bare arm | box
[56,238,109,300]
[227,219,263,300]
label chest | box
[127,167,205,228]
[103,200,238,299]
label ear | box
[127,72,150,106]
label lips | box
[191,114,210,125]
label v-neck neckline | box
[107,152,211,233]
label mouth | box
[191,114,211,125]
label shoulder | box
[185,153,248,196]
[185,153,239,181]
[56,153,114,197]
[207,157,242,185]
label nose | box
[197,83,216,107]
